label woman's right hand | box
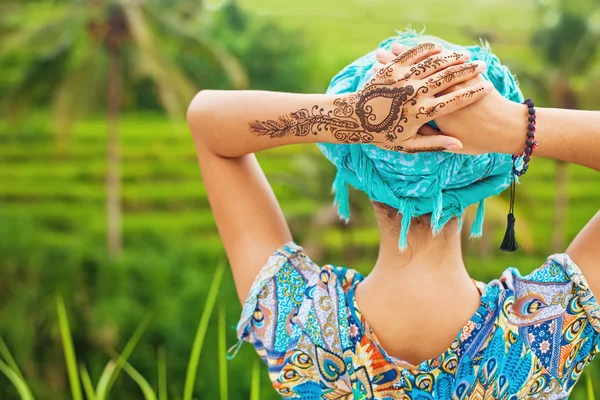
[337,42,494,152]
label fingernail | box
[476,61,487,72]
[461,52,470,60]
[485,82,494,92]
[447,144,461,151]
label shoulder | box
[233,242,362,358]
[483,254,600,388]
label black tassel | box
[499,167,520,252]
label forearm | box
[504,102,600,170]
[187,90,344,158]
[535,108,600,170]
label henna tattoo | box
[354,86,414,133]
[416,102,446,119]
[445,88,484,103]
[373,42,437,80]
[384,144,405,152]
[249,46,478,147]
[383,144,445,154]
[404,52,462,79]
[426,63,478,90]
[397,42,437,63]
[250,106,359,138]
[403,146,446,154]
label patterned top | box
[232,242,600,399]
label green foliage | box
[0,263,225,400]
[1,0,600,398]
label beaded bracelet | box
[500,98,538,252]
[512,98,537,176]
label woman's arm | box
[374,46,600,169]
[188,43,492,301]
[526,107,600,171]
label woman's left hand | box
[375,45,527,155]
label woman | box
[187,31,600,399]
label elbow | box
[187,90,217,140]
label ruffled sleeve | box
[555,253,600,332]
[507,253,600,390]
[228,242,319,364]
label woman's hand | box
[247,42,493,153]
[331,42,494,152]
[375,46,527,155]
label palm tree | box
[529,0,599,251]
[0,0,247,258]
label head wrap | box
[317,29,524,249]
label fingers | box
[403,51,470,80]
[391,43,406,55]
[420,81,494,120]
[423,61,487,95]
[394,133,463,153]
[374,44,412,66]
[436,76,485,97]
[375,48,396,65]
[395,42,442,66]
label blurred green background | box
[1,0,600,398]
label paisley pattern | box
[232,244,600,399]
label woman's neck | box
[371,217,468,284]
[354,216,482,365]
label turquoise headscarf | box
[318,29,524,250]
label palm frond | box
[148,7,248,89]
[124,4,193,119]
[0,3,79,55]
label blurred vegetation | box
[0,0,599,399]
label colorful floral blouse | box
[231,242,600,399]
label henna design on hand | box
[426,63,478,90]
[402,146,446,154]
[374,42,437,80]
[249,48,482,151]
[397,42,437,63]
[354,86,414,133]
[404,52,462,79]
[383,144,445,153]
[416,103,447,119]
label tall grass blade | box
[0,337,26,381]
[218,305,228,400]
[95,361,116,399]
[157,345,167,400]
[587,371,597,400]
[250,358,260,400]
[183,259,226,400]
[79,364,96,400]
[0,359,34,400]
[56,295,83,400]
[120,358,157,400]
[97,313,152,400]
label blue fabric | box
[317,29,525,249]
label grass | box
[0,261,227,399]
[183,259,226,400]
